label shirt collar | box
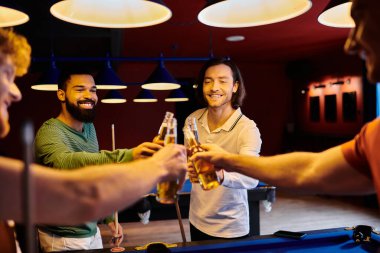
[198,107,243,133]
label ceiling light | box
[318,0,354,28]
[141,57,180,90]
[226,35,245,42]
[198,0,312,28]
[50,0,172,28]
[95,58,127,90]
[101,90,127,104]
[31,56,59,91]
[165,89,189,102]
[0,2,29,27]
[133,89,158,103]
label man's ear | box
[233,81,239,93]
[57,89,65,103]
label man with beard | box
[190,0,380,211]
[0,28,187,253]
[34,71,162,252]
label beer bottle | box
[183,125,220,191]
[154,111,174,145]
[156,118,179,204]
[184,117,200,184]
[186,117,199,143]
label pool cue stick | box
[111,124,120,239]
[22,121,36,253]
[175,198,186,243]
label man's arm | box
[220,122,261,189]
[35,126,133,169]
[193,144,374,195]
[0,144,186,224]
[35,123,162,169]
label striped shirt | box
[34,118,134,238]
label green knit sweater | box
[34,118,134,238]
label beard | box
[66,99,96,123]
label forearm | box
[223,146,374,194]
[0,157,24,222]
[35,130,134,169]
[0,157,165,224]
[33,159,165,224]
[226,152,317,189]
[222,122,261,189]
[38,149,134,169]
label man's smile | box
[78,100,95,109]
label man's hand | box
[187,160,199,183]
[151,144,187,182]
[152,135,164,146]
[200,143,228,153]
[108,221,124,246]
[191,144,232,172]
[132,142,163,160]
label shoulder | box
[237,114,259,130]
[186,108,207,120]
[343,118,380,156]
[36,118,61,134]
[351,118,380,144]
[364,118,380,133]
[42,118,59,127]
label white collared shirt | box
[187,107,262,238]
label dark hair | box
[195,57,246,109]
[58,67,94,91]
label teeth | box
[79,102,93,109]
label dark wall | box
[0,48,364,159]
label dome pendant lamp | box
[198,0,312,28]
[141,55,180,90]
[50,0,172,28]
[165,89,189,102]
[133,89,158,102]
[318,0,354,28]
[0,2,29,27]
[31,54,60,91]
[101,90,127,104]
[95,57,127,90]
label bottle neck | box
[164,118,177,145]
[157,123,168,141]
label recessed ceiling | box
[14,0,351,63]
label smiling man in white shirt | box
[186,58,262,241]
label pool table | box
[56,227,380,252]
[120,180,276,236]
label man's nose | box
[83,89,95,98]
[10,83,22,102]
[210,82,220,90]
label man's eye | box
[6,70,14,81]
